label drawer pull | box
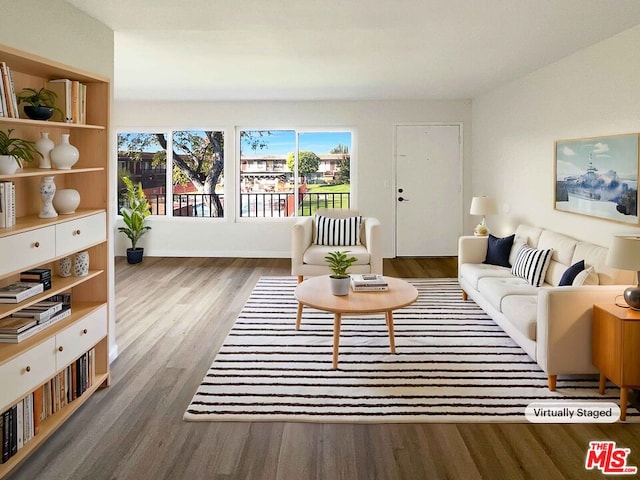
[75,229,81,235]
[25,366,31,372]
[58,346,64,352]
[83,328,88,334]
[33,241,40,248]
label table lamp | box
[470,196,498,236]
[605,235,640,310]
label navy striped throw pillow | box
[314,215,362,246]
[511,244,553,287]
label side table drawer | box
[0,338,57,410]
[0,226,56,275]
[55,212,106,257]
[55,305,107,369]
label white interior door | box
[395,124,462,256]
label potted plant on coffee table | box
[118,176,151,264]
[0,129,42,174]
[16,87,63,121]
[325,250,357,295]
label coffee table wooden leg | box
[598,373,606,394]
[621,387,628,421]
[295,302,303,330]
[333,312,342,369]
[385,311,396,354]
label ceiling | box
[65,0,640,102]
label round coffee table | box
[294,276,418,369]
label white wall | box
[473,25,640,245]
[114,99,472,258]
[0,0,117,362]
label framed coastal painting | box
[555,133,639,224]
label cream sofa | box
[458,224,634,391]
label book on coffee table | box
[350,274,389,291]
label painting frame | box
[554,133,640,225]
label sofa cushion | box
[511,245,554,287]
[313,215,361,246]
[537,231,578,286]
[559,260,585,286]
[484,234,515,267]
[501,295,537,340]
[459,263,513,290]
[573,266,599,286]
[303,244,370,265]
[477,276,538,312]
[509,225,543,266]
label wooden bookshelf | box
[0,44,110,477]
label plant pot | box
[329,275,350,296]
[126,247,144,264]
[0,155,19,174]
[23,105,54,121]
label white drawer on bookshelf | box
[0,337,56,411]
[55,305,107,368]
[0,226,56,276]
[55,212,106,257]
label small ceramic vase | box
[50,134,79,170]
[35,132,55,169]
[74,251,89,276]
[52,188,81,214]
[39,175,58,218]
[58,256,72,277]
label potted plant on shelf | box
[324,250,357,295]
[0,129,42,174]
[118,176,151,264]
[16,87,62,121]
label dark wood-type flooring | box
[7,257,640,480]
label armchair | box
[291,208,382,283]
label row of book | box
[0,181,16,229]
[0,293,72,343]
[0,348,95,464]
[350,274,389,291]
[0,62,19,119]
[45,79,87,124]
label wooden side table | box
[592,304,640,421]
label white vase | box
[50,134,79,170]
[39,175,58,218]
[0,155,19,174]
[74,251,89,276]
[58,256,72,277]
[35,132,55,169]
[52,188,80,214]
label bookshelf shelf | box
[0,43,110,477]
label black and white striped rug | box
[184,277,632,423]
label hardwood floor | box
[7,257,640,480]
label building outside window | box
[239,129,352,218]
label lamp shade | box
[470,196,498,216]
[606,235,640,271]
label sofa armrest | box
[363,217,382,274]
[291,217,314,271]
[536,285,628,375]
[458,235,488,270]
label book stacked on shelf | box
[0,293,72,343]
[0,282,43,304]
[0,62,18,119]
[20,268,52,291]
[350,274,389,292]
[0,181,16,229]
[45,79,87,124]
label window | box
[118,130,225,217]
[239,129,352,217]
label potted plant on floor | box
[325,250,357,295]
[16,87,63,121]
[118,176,151,264]
[0,129,42,174]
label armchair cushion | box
[313,214,361,246]
[303,244,370,265]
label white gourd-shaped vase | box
[35,132,55,169]
[39,175,58,218]
[50,134,79,170]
